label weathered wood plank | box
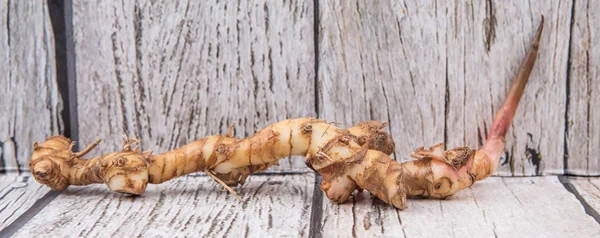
[320,176,600,237]
[443,1,571,176]
[0,176,51,230]
[0,0,63,174]
[318,0,572,176]
[13,174,314,237]
[567,177,600,219]
[72,0,315,172]
[317,0,446,164]
[320,190,403,237]
[566,0,600,175]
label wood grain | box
[0,0,595,177]
[317,0,446,163]
[320,176,600,237]
[566,0,600,175]
[442,1,571,176]
[0,0,63,174]
[72,0,315,172]
[13,174,315,237]
[317,0,572,176]
[320,190,404,237]
[0,175,51,230]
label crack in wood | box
[308,174,323,238]
[559,176,600,224]
[483,0,497,52]
[0,189,61,237]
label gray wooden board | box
[568,177,600,217]
[317,0,572,176]
[566,0,600,175]
[0,0,63,174]
[3,0,594,176]
[0,175,51,230]
[12,174,315,237]
[72,0,315,172]
[320,176,600,237]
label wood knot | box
[301,124,313,133]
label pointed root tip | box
[537,14,544,32]
[534,15,544,46]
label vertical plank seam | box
[309,174,323,238]
[64,0,79,149]
[49,0,76,144]
[0,0,11,173]
[444,52,449,146]
[563,0,576,174]
[313,0,320,118]
[308,1,323,238]
[6,0,10,46]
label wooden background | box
[0,0,597,176]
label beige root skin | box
[399,16,544,199]
[29,135,152,194]
[29,17,543,210]
[30,118,406,208]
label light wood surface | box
[11,174,315,237]
[0,0,63,174]
[0,175,51,231]
[71,0,316,172]
[3,175,599,237]
[317,0,573,176]
[1,0,597,175]
[565,0,600,175]
[320,176,600,237]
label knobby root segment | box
[400,16,544,199]
[29,17,543,209]
[30,118,406,208]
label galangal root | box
[29,17,543,209]
[29,120,404,207]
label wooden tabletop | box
[0,174,599,237]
